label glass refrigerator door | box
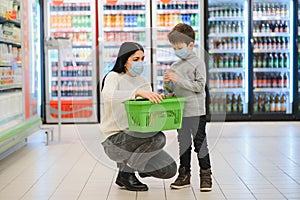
[98,0,151,81]
[152,0,202,94]
[297,0,300,117]
[207,0,249,117]
[252,0,293,116]
[44,0,98,123]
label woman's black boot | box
[115,163,148,191]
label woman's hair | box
[101,42,144,90]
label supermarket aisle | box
[0,122,299,200]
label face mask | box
[128,61,144,76]
[175,47,190,59]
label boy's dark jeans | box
[178,115,211,172]
[102,130,177,179]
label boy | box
[163,23,212,191]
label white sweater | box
[99,72,152,136]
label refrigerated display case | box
[206,0,249,119]
[152,0,203,94]
[251,0,294,119]
[1,0,41,158]
[44,0,98,123]
[98,0,151,81]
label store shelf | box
[0,37,21,47]
[208,17,244,21]
[209,68,244,73]
[0,16,21,27]
[0,84,22,91]
[209,49,245,54]
[103,10,145,15]
[253,49,290,53]
[253,88,289,93]
[209,88,245,93]
[103,27,146,32]
[50,11,91,16]
[253,16,289,21]
[156,26,199,31]
[0,62,22,67]
[51,77,93,81]
[156,9,198,14]
[253,68,290,72]
[209,33,245,37]
[253,32,289,37]
[50,28,92,33]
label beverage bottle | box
[67,81,73,96]
[275,94,280,111]
[253,73,258,88]
[232,93,237,112]
[266,74,271,88]
[280,94,286,112]
[268,53,274,68]
[257,55,262,68]
[253,93,258,112]
[270,94,275,112]
[228,73,233,88]
[73,81,78,96]
[258,94,263,111]
[264,94,270,112]
[238,73,243,88]
[224,73,229,88]
[52,81,58,97]
[274,53,279,68]
[226,94,231,112]
[237,94,243,112]
[262,54,268,68]
[283,73,288,88]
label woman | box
[100,42,177,192]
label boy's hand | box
[164,71,179,83]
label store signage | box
[52,0,64,6]
[160,0,172,3]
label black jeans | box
[178,115,211,172]
[101,130,177,179]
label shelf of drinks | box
[208,33,245,38]
[208,17,244,22]
[50,58,92,63]
[103,27,146,32]
[0,37,21,47]
[253,33,289,37]
[156,10,199,15]
[253,16,289,21]
[0,16,21,27]
[50,28,92,33]
[209,88,245,93]
[253,88,289,93]
[0,84,22,91]
[103,42,147,47]
[253,68,290,72]
[208,49,245,54]
[253,49,289,53]
[209,68,244,73]
[50,11,91,16]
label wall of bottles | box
[208,1,247,114]
[48,2,93,99]
[252,0,292,114]
[100,0,148,77]
[154,0,200,94]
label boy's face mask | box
[173,42,193,60]
[174,47,190,59]
[128,61,144,76]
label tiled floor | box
[0,122,300,200]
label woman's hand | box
[136,90,166,103]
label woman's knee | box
[151,132,166,150]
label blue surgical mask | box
[128,61,144,76]
[175,48,190,59]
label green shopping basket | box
[123,97,186,132]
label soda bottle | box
[280,94,286,112]
[232,93,237,112]
[253,93,258,112]
[237,94,243,112]
[264,94,270,112]
[270,94,275,112]
[275,94,280,111]
[226,94,231,112]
